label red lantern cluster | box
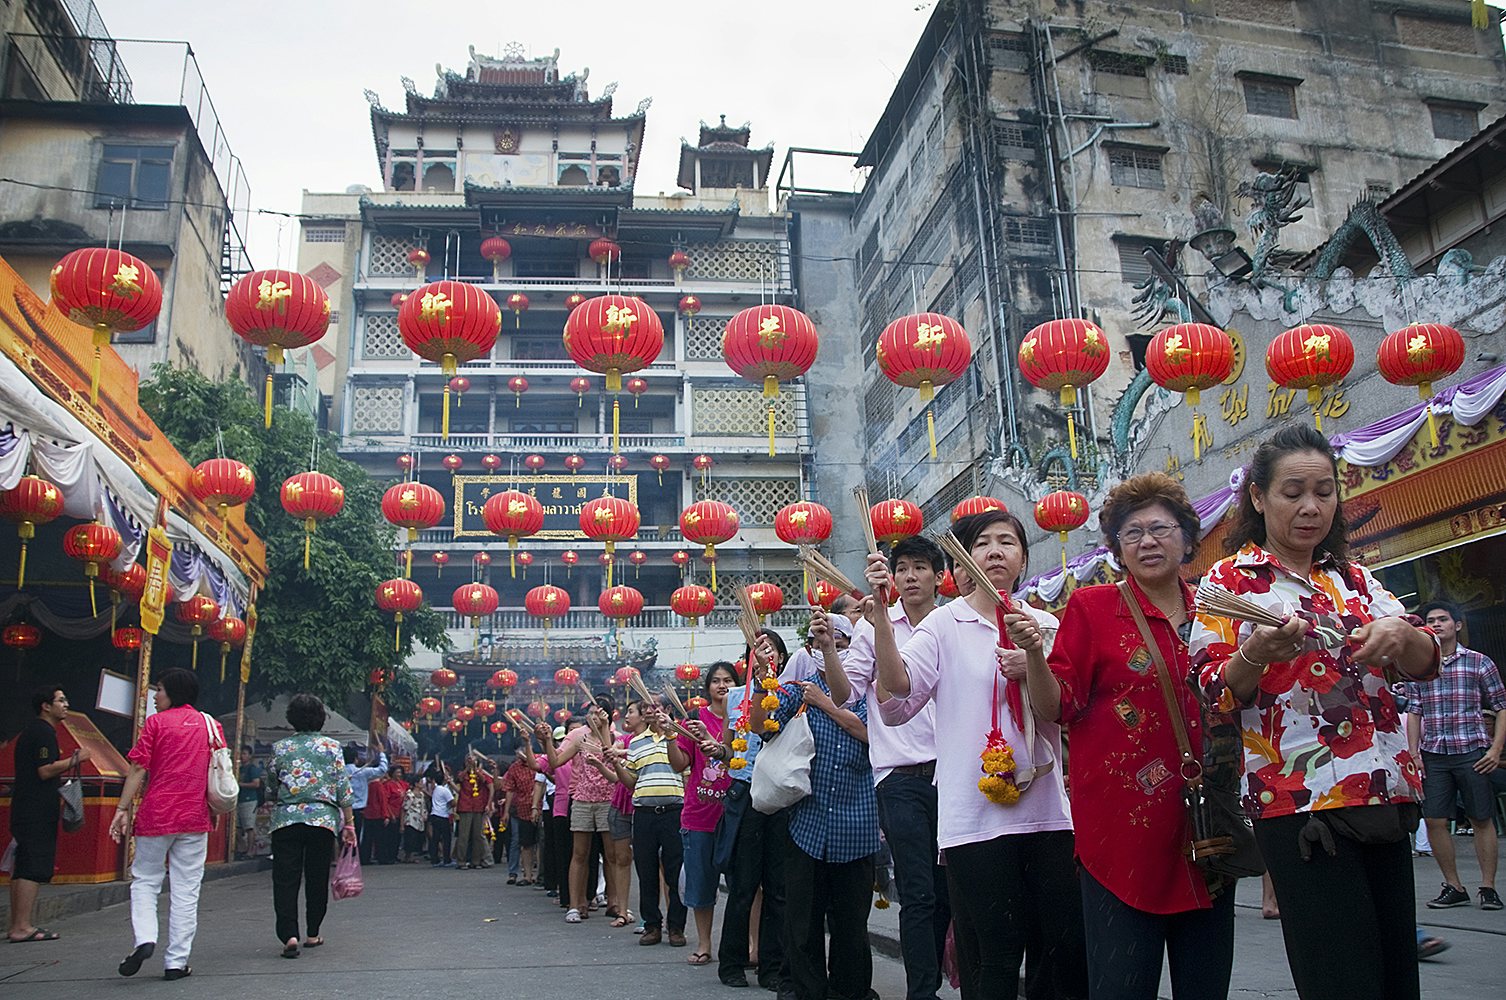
[1019,318,1112,458]
[1266,323,1355,431]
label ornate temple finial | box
[636,96,653,115]
[719,114,727,127]
[401,76,417,96]
[602,82,618,98]
[362,89,382,108]
[504,41,526,60]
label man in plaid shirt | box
[1406,601,1506,911]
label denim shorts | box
[681,828,719,909]
[607,806,633,841]
[1421,749,1498,820]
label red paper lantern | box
[473,552,492,569]
[627,550,648,575]
[449,375,471,405]
[580,495,640,585]
[564,454,586,474]
[938,569,959,599]
[723,305,819,454]
[474,698,497,718]
[455,706,476,723]
[668,250,691,277]
[1019,318,1112,458]
[505,292,529,328]
[524,454,546,474]
[376,577,423,651]
[570,376,592,408]
[563,294,664,395]
[1378,323,1466,446]
[599,585,645,624]
[686,696,708,711]
[671,549,690,569]
[208,615,246,681]
[554,709,573,723]
[381,482,445,573]
[62,521,123,617]
[454,582,499,623]
[442,454,464,474]
[670,664,699,687]
[281,471,345,570]
[806,579,840,609]
[226,269,332,426]
[527,584,572,653]
[481,454,503,473]
[1146,323,1235,460]
[671,584,715,625]
[679,501,738,588]
[649,454,671,485]
[0,475,64,590]
[625,377,648,408]
[692,453,714,487]
[554,666,580,689]
[951,495,1007,522]
[488,669,519,691]
[484,489,544,577]
[679,294,702,332]
[1265,323,1355,431]
[191,458,256,534]
[176,594,219,671]
[877,313,973,458]
[445,718,465,736]
[1034,490,1090,572]
[870,499,923,545]
[527,700,551,720]
[419,697,442,716]
[608,454,629,473]
[430,668,458,689]
[2,623,42,650]
[101,562,146,626]
[588,238,622,267]
[396,454,414,472]
[391,292,408,309]
[112,626,144,652]
[613,666,640,687]
[408,247,431,277]
[565,292,587,309]
[398,280,502,438]
[561,550,580,575]
[775,501,833,546]
[49,247,163,403]
[489,720,507,736]
[747,582,784,619]
[480,236,512,278]
[516,551,535,576]
[598,552,613,567]
[431,551,450,575]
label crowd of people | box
[7,425,1503,1000]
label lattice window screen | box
[350,385,404,433]
[690,386,796,435]
[361,313,407,359]
[697,477,800,527]
[368,235,414,277]
[713,571,805,608]
[685,240,781,283]
[684,315,726,360]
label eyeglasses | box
[1117,522,1179,545]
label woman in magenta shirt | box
[678,662,736,965]
[109,669,220,981]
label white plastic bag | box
[750,711,814,814]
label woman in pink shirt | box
[108,669,221,981]
[679,662,736,966]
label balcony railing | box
[438,606,812,632]
[407,432,688,451]
[358,273,790,295]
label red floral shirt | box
[1190,544,1437,820]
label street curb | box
[1,858,271,927]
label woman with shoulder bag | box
[1190,426,1440,1000]
[1013,472,1241,999]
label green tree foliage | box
[139,365,448,716]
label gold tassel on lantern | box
[219,643,230,683]
[705,544,717,590]
[509,537,518,579]
[264,345,283,429]
[1417,382,1440,447]
[190,628,201,671]
[613,398,621,454]
[393,611,403,653]
[1057,530,1069,573]
[303,516,315,571]
[1475,0,1488,29]
[764,376,779,457]
[1307,386,1324,432]
[920,381,938,459]
[441,353,457,441]
[1060,385,1080,459]
[87,322,112,405]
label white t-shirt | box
[429,783,455,819]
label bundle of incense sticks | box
[734,585,762,649]
[662,684,690,719]
[1193,584,1290,629]
[936,531,1014,612]
[797,546,862,598]
[575,680,598,707]
[852,485,880,554]
[505,707,530,731]
[623,671,697,740]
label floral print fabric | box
[270,732,354,834]
[1190,543,1434,820]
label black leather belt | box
[891,762,936,778]
[638,803,682,814]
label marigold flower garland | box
[730,669,784,770]
[978,616,1022,806]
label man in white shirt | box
[826,536,948,1000]
[343,743,388,865]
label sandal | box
[8,929,59,943]
[118,942,155,977]
[687,951,712,966]
[565,908,582,924]
[281,939,300,959]
[302,937,324,948]
[610,914,631,928]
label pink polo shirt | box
[127,705,218,837]
[550,760,574,819]
[843,602,936,784]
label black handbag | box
[1118,582,1265,879]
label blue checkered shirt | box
[1406,646,1506,755]
[769,675,878,864]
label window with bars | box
[992,121,1038,160]
[1115,238,1164,283]
[1160,54,1189,75]
[1087,50,1153,77]
[303,225,347,243]
[987,32,1029,71]
[1427,101,1480,141]
[1107,145,1165,189]
[1001,216,1054,254]
[1364,180,1391,202]
[1241,75,1299,119]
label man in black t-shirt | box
[6,686,90,943]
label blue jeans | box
[876,770,949,1000]
[1079,868,1234,1000]
[506,818,521,877]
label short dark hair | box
[746,628,789,670]
[30,686,63,715]
[343,746,359,764]
[950,510,1031,581]
[828,594,858,615]
[240,744,254,754]
[1418,601,1463,625]
[285,693,326,733]
[157,668,199,709]
[703,661,739,694]
[594,692,615,715]
[890,535,944,574]
[1099,472,1201,564]
[1225,425,1348,566]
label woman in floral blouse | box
[269,694,356,958]
[1190,425,1439,1000]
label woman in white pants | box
[109,668,220,981]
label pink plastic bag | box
[331,843,363,900]
[942,919,960,990]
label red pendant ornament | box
[473,552,493,572]
[191,458,256,540]
[570,377,592,409]
[671,584,715,627]
[397,454,415,472]
[525,454,546,474]
[48,248,163,404]
[565,454,586,475]
[382,481,445,577]
[561,549,579,577]
[62,521,123,617]
[951,495,1007,522]
[489,720,508,736]
[527,584,572,654]
[877,313,973,458]
[483,489,544,577]
[432,551,450,576]
[649,454,671,484]
[281,471,345,571]
[668,250,691,282]
[775,501,833,546]
[679,500,738,589]
[175,594,220,672]
[692,453,714,488]
[1018,319,1112,459]
[870,499,923,546]
[1145,323,1235,460]
[0,475,65,590]
[377,577,423,652]
[588,238,622,277]
[675,663,702,687]
[480,236,512,281]
[453,582,500,649]
[626,377,648,407]
[488,668,520,693]
[554,666,580,690]
[408,247,430,279]
[565,293,587,310]
[449,376,471,408]
[564,295,664,451]
[3,623,42,650]
[442,454,464,475]
[391,292,408,309]
[1378,323,1466,446]
[1265,323,1355,432]
[747,582,784,622]
[507,375,529,408]
[430,668,458,689]
[1034,491,1090,573]
[679,294,702,333]
[397,280,503,439]
[599,585,645,655]
[506,292,529,328]
[112,625,144,653]
[516,550,535,577]
[580,495,640,587]
[806,579,840,609]
[627,549,648,577]
[723,305,819,455]
[208,615,246,682]
[671,550,691,573]
[101,561,146,629]
[481,454,503,473]
[607,454,629,473]
[418,697,442,716]
[226,269,331,426]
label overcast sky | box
[93,0,937,265]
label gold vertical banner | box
[238,603,258,684]
[139,499,172,636]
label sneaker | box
[546,889,558,898]
[1426,883,1470,908]
[1480,887,1504,910]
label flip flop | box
[8,929,59,942]
[303,938,324,948]
[118,942,155,977]
[281,940,300,959]
[687,951,712,966]
[610,914,631,928]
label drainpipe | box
[1068,121,1160,159]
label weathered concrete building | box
[789,0,1506,563]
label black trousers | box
[271,823,336,944]
[353,813,370,864]
[1079,867,1235,1000]
[877,770,950,1000]
[632,804,686,932]
[544,813,570,895]
[428,815,452,864]
[376,818,401,865]
[944,831,1087,1000]
[783,846,874,1000]
[1255,810,1419,1000]
[718,782,790,987]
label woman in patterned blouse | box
[1190,425,1439,1000]
[269,694,356,958]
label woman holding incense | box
[678,662,737,966]
[1189,425,1438,1000]
[870,510,1086,1000]
[538,695,621,924]
[1010,472,1237,1000]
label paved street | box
[1,840,1501,998]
